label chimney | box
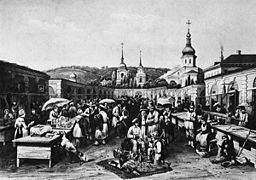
[237,50,241,55]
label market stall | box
[13,134,61,168]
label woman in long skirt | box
[13,109,28,147]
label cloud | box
[28,17,80,33]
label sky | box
[0,0,256,71]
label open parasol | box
[157,97,174,105]
[42,98,70,111]
[99,98,115,104]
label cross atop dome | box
[186,20,191,33]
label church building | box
[116,43,129,86]
[135,50,146,87]
[160,20,204,87]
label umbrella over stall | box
[99,98,115,104]
[157,97,174,105]
[42,98,71,111]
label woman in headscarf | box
[13,109,28,147]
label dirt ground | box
[1,130,256,180]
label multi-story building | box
[0,60,49,117]
[204,51,256,118]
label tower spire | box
[139,50,142,66]
[121,42,124,64]
[220,45,224,61]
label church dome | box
[182,45,195,55]
[118,62,127,69]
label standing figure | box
[69,102,77,118]
[137,106,147,139]
[11,102,19,119]
[71,109,85,148]
[146,105,159,136]
[185,105,196,148]
[118,106,129,138]
[13,109,28,147]
[112,103,121,136]
[95,105,109,145]
[84,102,95,140]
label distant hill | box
[45,66,170,85]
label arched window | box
[253,78,256,87]
[185,59,187,64]
[189,59,191,64]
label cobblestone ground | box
[1,130,256,180]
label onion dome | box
[182,31,195,55]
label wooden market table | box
[171,112,188,129]
[12,135,61,168]
[210,124,256,167]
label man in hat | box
[112,103,122,136]
[84,102,95,140]
[147,132,163,165]
[117,105,129,138]
[69,102,77,118]
[136,105,148,139]
[185,105,196,148]
[98,105,109,145]
[162,104,174,143]
[127,118,143,154]
[146,104,159,136]
[71,109,86,148]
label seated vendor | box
[3,109,14,126]
[147,133,163,165]
[235,106,248,127]
[195,114,213,156]
[213,103,226,124]
[127,118,145,155]
[49,106,60,124]
[213,134,236,163]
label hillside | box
[46,66,170,85]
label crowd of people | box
[1,97,252,166]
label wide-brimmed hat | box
[132,118,138,124]
[18,109,25,117]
